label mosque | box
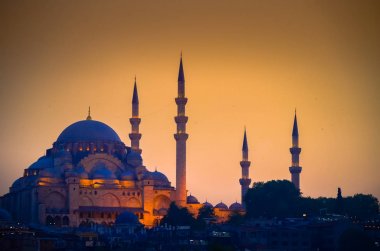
[0,56,302,228]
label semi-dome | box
[126,151,143,167]
[91,165,116,179]
[115,211,140,225]
[202,201,213,208]
[187,195,199,204]
[229,202,243,211]
[215,202,228,210]
[56,120,121,143]
[28,156,53,170]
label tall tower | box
[239,129,251,207]
[289,111,302,189]
[129,78,142,153]
[174,55,188,207]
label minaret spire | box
[174,54,189,207]
[86,106,92,120]
[129,77,142,153]
[289,110,302,189]
[239,128,251,207]
[132,76,139,106]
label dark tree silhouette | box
[197,205,215,220]
[244,180,379,219]
[245,180,301,218]
[227,212,245,226]
[344,194,379,219]
[160,202,196,226]
[196,205,216,228]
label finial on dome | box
[86,106,92,120]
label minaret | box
[174,55,188,207]
[129,77,142,153]
[239,129,251,207]
[289,111,302,190]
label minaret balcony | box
[175,116,188,123]
[129,133,142,140]
[129,118,141,124]
[174,133,189,141]
[289,166,302,174]
[175,97,188,105]
[240,160,251,168]
[239,178,252,186]
[290,147,301,154]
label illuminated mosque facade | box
[0,57,302,227]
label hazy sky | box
[1,0,379,205]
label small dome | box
[115,211,140,225]
[126,151,142,167]
[0,209,11,222]
[187,195,199,204]
[28,156,53,170]
[56,120,121,143]
[215,202,228,210]
[151,171,169,182]
[229,202,243,211]
[143,171,170,186]
[11,177,24,188]
[202,201,214,208]
[120,170,135,180]
[91,165,116,179]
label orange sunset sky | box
[0,0,379,205]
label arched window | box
[46,215,54,226]
[62,216,69,226]
[54,216,62,227]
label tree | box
[344,194,379,219]
[245,180,301,218]
[160,202,196,226]
[197,205,215,221]
[227,212,245,226]
[195,205,215,228]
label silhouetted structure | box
[174,55,188,207]
[289,110,302,190]
[239,129,251,208]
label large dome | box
[56,120,121,143]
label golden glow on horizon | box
[0,0,379,205]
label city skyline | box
[1,0,379,205]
